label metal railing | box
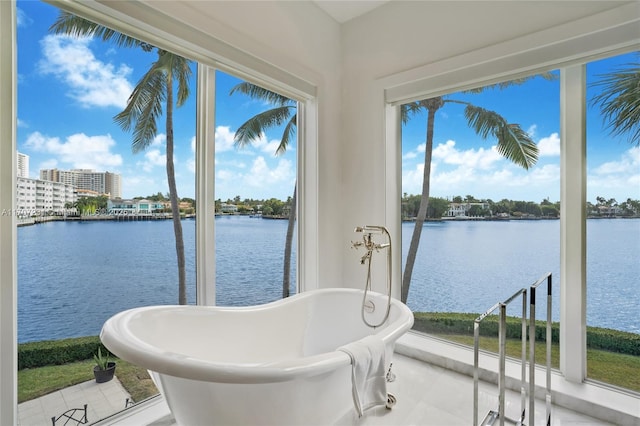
[473,273,553,426]
[51,404,87,426]
[474,288,528,426]
[529,273,553,426]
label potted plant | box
[93,347,116,383]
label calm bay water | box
[17,217,639,343]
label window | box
[14,1,308,423]
[400,72,561,364]
[213,70,298,306]
[585,51,640,391]
[398,52,640,393]
[17,1,198,419]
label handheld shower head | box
[354,225,384,234]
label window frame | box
[382,0,639,400]
[0,2,18,424]
[1,1,320,423]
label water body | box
[17,217,639,343]
[402,219,639,334]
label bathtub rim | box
[100,288,414,384]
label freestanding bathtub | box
[100,288,414,425]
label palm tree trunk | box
[165,76,187,305]
[282,185,296,298]
[401,107,436,303]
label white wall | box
[338,1,639,295]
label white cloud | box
[120,173,165,199]
[432,139,501,169]
[537,132,560,157]
[527,124,537,138]
[592,146,639,176]
[216,155,294,200]
[25,131,123,170]
[401,136,562,200]
[134,134,179,173]
[215,126,288,157]
[38,34,133,109]
[244,156,294,188]
[138,149,166,172]
[16,8,32,28]
[241,132,285,156]
[400,134,637,203]
[151,134,166,147]
[215,126,236,152]
[187,136,196,173]
[402,151,417,160]
[588,146,640,199]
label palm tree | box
[50,13,192,304]
[590,56,640,146]
[229,82,297,298]
[400,79,548,303]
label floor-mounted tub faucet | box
[351,225,393,328]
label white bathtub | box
[100,288,414,425]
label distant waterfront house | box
[445,202,491,217]
[220,203,238,214]
[596,205,623,217]
[107,199,165,215]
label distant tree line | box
[215,196,294,216]
[401,193,640,219]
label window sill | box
[395,331,640,425]
[92,395,171,426]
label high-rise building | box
[16,177,75,215]
[39,168,122,198]
[16,152,29,178]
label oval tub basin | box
[100,288,414,425]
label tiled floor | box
[132,353,611,426]
[27,353,618,426]
[18,377,131,426]
[359,354,612,425]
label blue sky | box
[401,54,640,204]
[17,1,639,204]
[17,0,296,201]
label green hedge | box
[18,336,112,370]
[413,312,639,356]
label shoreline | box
[17,213,638,227]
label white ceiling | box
[312,0,391,23]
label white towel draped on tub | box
[338,334,388,417]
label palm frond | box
[234,106,295,148]
[114,62,166,153]
[590,61,640,145]
[465,105,538,169]
[401,98,445,124]
[277,115,297,156]
[230,82,292,106]
[171,55,192,107]
[49,11,146,49]
[401,102,423,124]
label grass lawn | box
[18,358,158,404]
[18,336,639,405]
[438,333,640,392]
